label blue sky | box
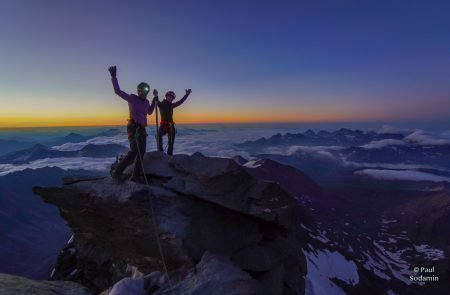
[1,0,450,126]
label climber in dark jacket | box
[153,89,192,156]
[108,66,156,183]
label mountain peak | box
[33,152,308,294]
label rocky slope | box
[32,152,312,294]
[0,273,90,295]
[236,157,450,294]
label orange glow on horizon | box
[0,111,399,128]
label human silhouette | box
[153,89,191,156]
[108,66,156,182]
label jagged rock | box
[33,152,310,294]
[49,235,77,281]
[104,252,263,295]
[0,273,91,295]
[138,153,301,229]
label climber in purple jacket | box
[108,66,156,183]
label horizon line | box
[0,119,445,130]
[0,120,391,130]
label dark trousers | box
[114,122,147,177]
[157,123,176,156]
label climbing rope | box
[134,127,174,294]
[155,98,160,150]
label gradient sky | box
[1,0,450,127]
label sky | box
[1,0,450,127]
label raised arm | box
[148,98,156,115]
[153,89,161,107]
[173,89,192,108]
[108,66,131,102]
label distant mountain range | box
[0,128,124,158]
[238,128,450,183]
[0,143,127,164]
[44,128,123,146]
[237,128,405,149]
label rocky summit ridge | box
[29,151,311,295]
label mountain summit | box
[32,152,311,294]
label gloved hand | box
[185,89,192,95]
[108,66,117,78]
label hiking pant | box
[157,123,176,156]
[113,121,147,177]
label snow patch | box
[304,249,359,295]
[414,244,446,261]
[311,230,331,243]
[243,160,262,168]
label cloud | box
[315,150,336,160]
[51,135,129,151]
[0,157,114,176]
[287,145,345,159]
[257,145,344,160]
[343,160,443,171]
[1,127,292,176]
[404,131,450,146]
[50,126,287,159]
[355,169,450,183]
[361,139,405,149]
[7,126,450,179]
[286,145,343,155]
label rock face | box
[33,152,312,294]
[0,273,91,295]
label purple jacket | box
[112,77,155,127]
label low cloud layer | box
[0,157,114,176]
[2,125,450,177]
[355,169,450,183]
[343,160,442,171]
[262,145,344,159]
[50,126,299,160]
[361,139,405,149]
[404,131,450,146]
[0,126,290,176]
[51,136,129,151]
